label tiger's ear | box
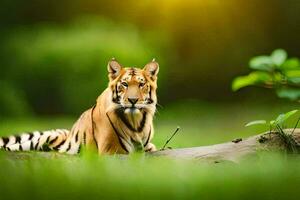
[107,58,122,81]
[143,59,159,81]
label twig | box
[161,126,180,150]
[292,117,300,135]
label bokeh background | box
[1,1,300,199]
[1,0,300,117]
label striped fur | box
[0,59,159,155]
[0,129,69,152]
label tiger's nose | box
[128,97,138,105]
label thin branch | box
[161,127,180,150]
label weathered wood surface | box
[150,129,300,163]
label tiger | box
[0,58,159,155]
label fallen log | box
[150,128,300,163]
[2,129,300,161]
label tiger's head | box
[107,58,159,116]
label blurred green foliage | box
[232,49,300,101]
[1,17,165,116]
[1,0,300,117]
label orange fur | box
[60,59,159,154]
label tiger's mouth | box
[113,102,154,116]
[115,105,145,116]
[122,103,146,109]
[124,107,140,115]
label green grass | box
[0,152,300,200]
[0,101,299,200]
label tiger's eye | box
[121,82,128,87]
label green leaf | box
[274,114,285,126]
[245,120,267,127]
[276,88,300,101]
[285,70,300,77]
[249,56,274,71]
[232,71,272,91]
[271,49,287,66]
[270,120,275,126]
[281,58,300,70]
[274,110,298,126]
[287,77,300,84]
[285,70,300,84]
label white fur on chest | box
[124,108,144,131]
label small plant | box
[246,110,300,152]
[232,49,300,101]
[245,110,299,131]
[233,49,300,151]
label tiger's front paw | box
[144,143,157,152]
